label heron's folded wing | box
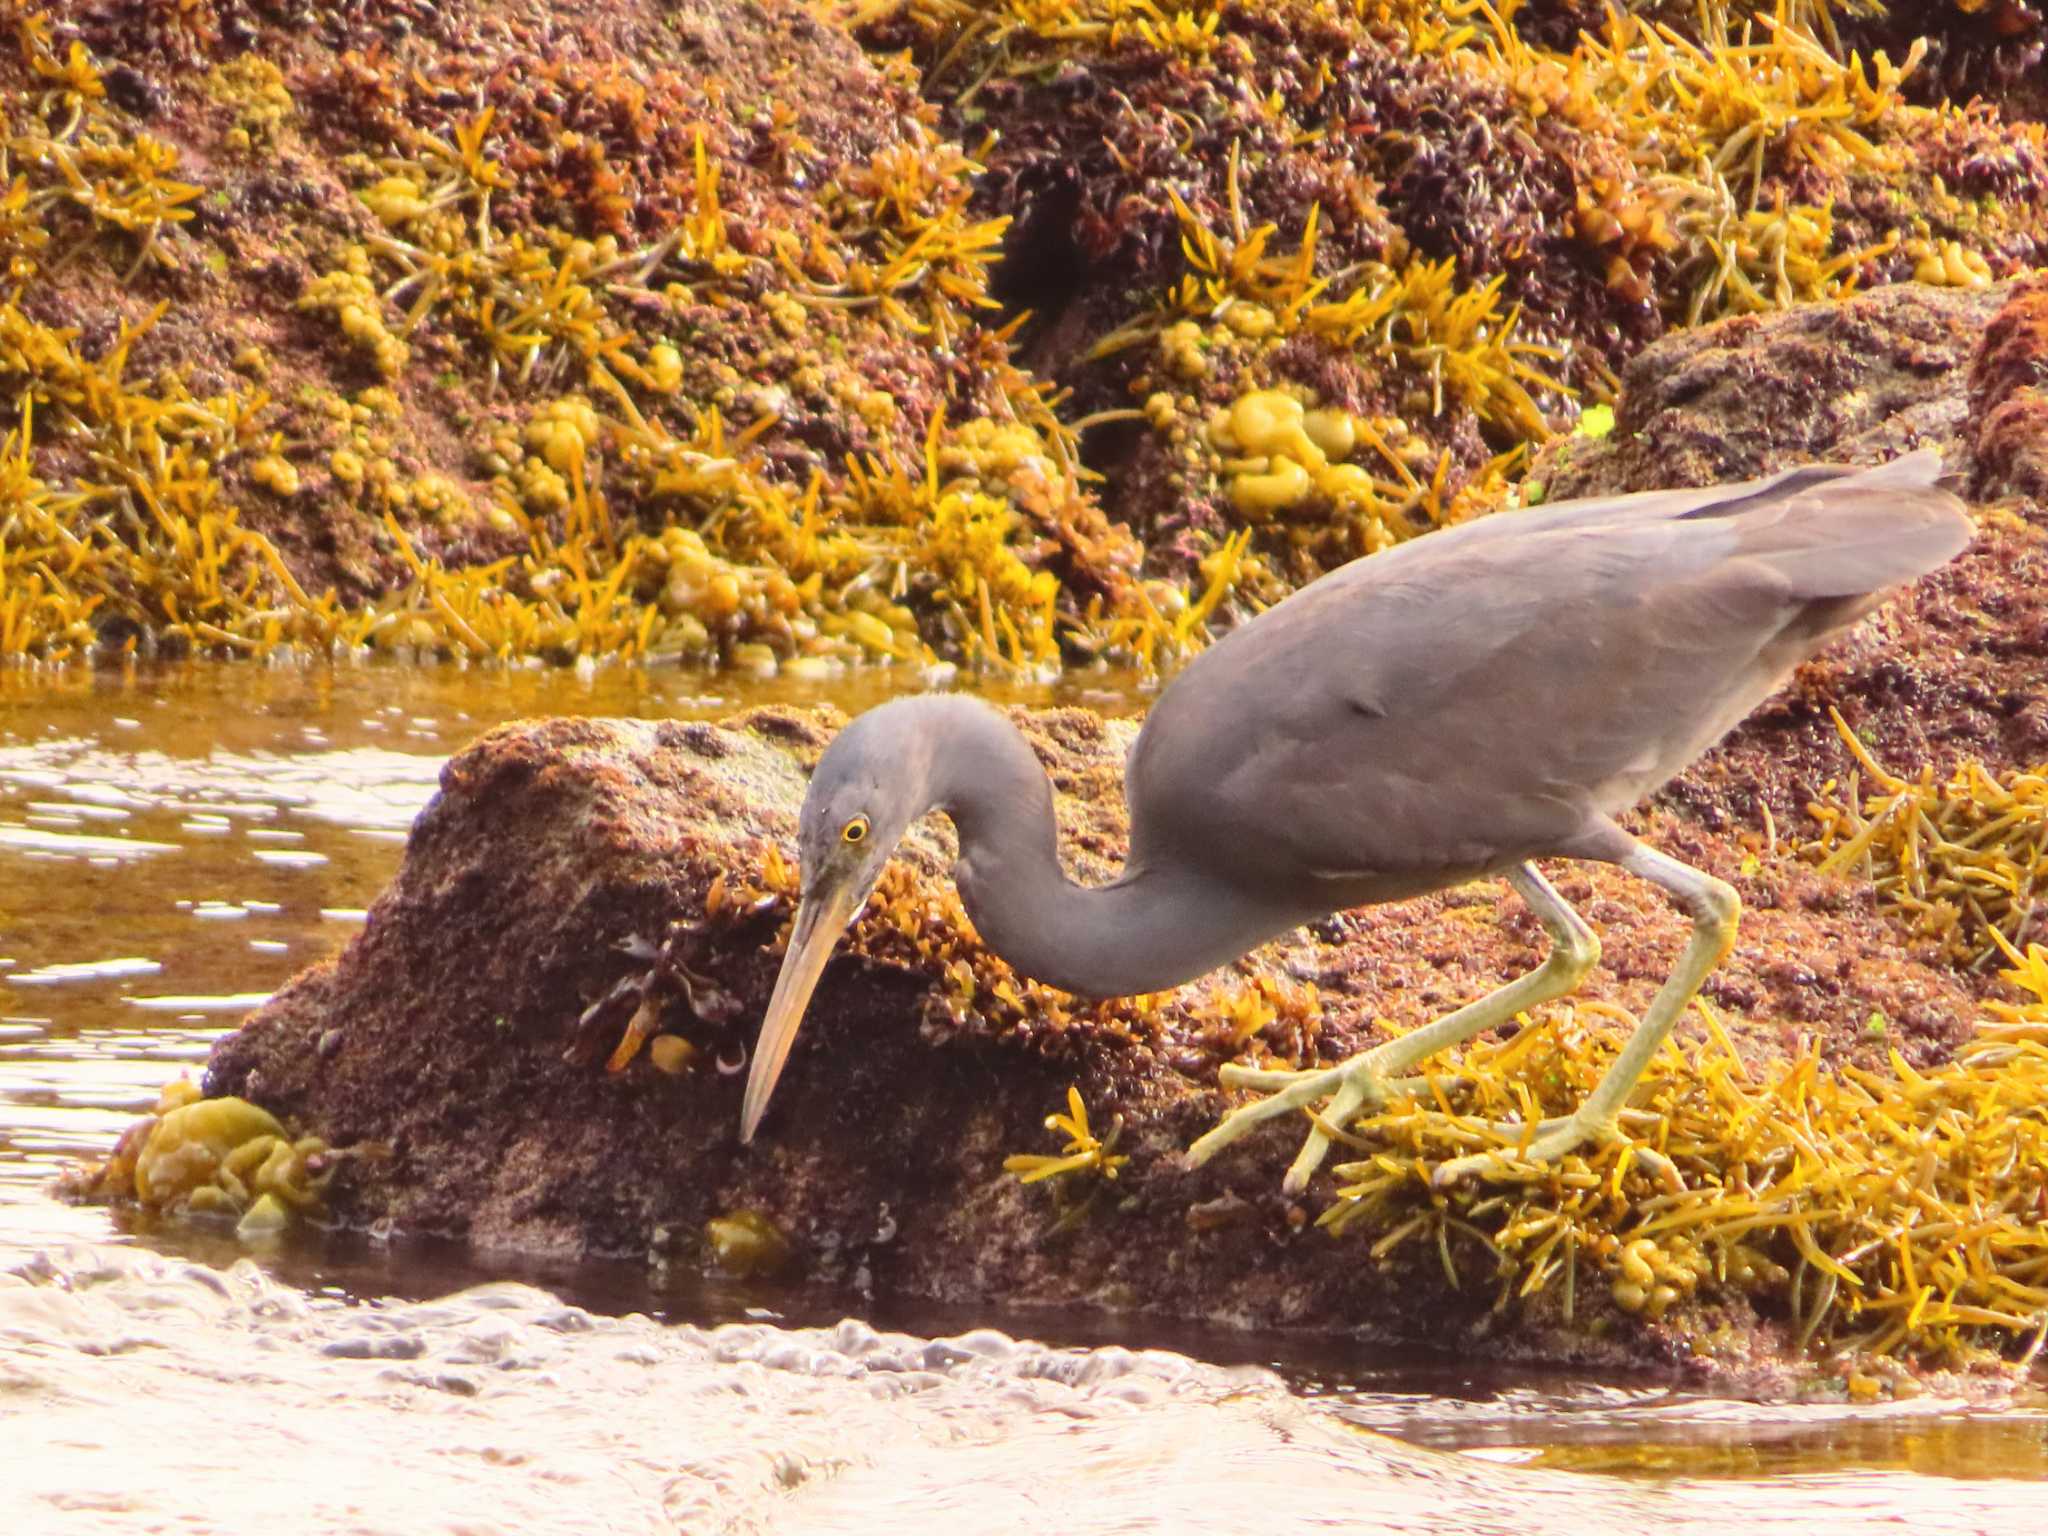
[1133,465,1964,883]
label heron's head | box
[740,701,933,1142]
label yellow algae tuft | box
[248,452,300,498]
[1609,1236,1710,1320]
[1575,404,1616,440]
[1665,175,1899,326]
[360,175,432,228]
[205,54,296,152]
[130,1091,331,1227]
[1158,320,1209,381]
[1298,947,2048,1363]
[1004,1085,1129,1186]
[1229,454,1315,518]
[526,397,605,475]
[1223,391,1318,465]
[234,1193,292,1242]
[1804,711,2048,965]
[1908,238,1995,289]
[1096,178,1571,447]
[298,262,411,379]
[646,343,684,395]
[942,417,1060,493]
[1206,388,1455,550]
[706,1210,793,1277]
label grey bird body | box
[738,451,1971,1187]
[1131,453,1967,912]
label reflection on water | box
[1,661,2044,1531]
[1327,1381,2048,1481]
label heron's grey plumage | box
[740,451,1972,1181]
[1128,450,1968,903]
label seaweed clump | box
[67,1077,337,1242]
[1004,1084,1130,1184]
[1307,968,2048,1367]
[855,0,2046,589]
[1805,710,2048,967]
[0,2,1242,671]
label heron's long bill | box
[740,883,858,1143]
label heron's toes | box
[1429,1112,1684,1193]
[1186,1054,1397,1192]
[1184,1065,1338,1167]
[1216,1062,1333,1092]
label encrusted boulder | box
[1534,281,2014,495]
[187,690,2022,1380]
[1970,273,2048,509]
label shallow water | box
[7,1245,2047,1536]
[1,661,2044,1533]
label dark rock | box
[100,63,160,117]
[201,693,1985,1370]
[1535,281,2013,498]
[1970,273,2048,506]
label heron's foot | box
[1185,1050,1420,1195]
[1430,1109,1682,1193]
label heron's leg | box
[1185,864,1601,1194]
[1432,845,1738,1190]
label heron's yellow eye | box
[842,815,870,845]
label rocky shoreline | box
[34,2,2048,1393]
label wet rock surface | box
[110,279,2038,1387]
[201,668,1994,1378]
[1535,282,2012,496]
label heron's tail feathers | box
[1733,450,1973,601]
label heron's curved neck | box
[917,698,1285,998]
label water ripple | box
[1,1246,2041,1536]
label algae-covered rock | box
[1532,281,2015,497]
[178,674,2047,1382]
[5,1,2045,670]
[1970,272,2048,509]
